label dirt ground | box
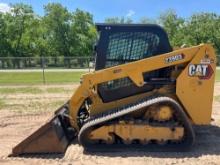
[0,83,220,165]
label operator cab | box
[95,24,173,102]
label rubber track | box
[78,96,195,152]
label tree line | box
[0,3,220,63]
[0,3,97,60]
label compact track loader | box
[11,24,216,156]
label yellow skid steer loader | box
[12,24,216,155]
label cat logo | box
[188,64,213,79]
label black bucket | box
[11,104,76,156]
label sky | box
[0,0,220,22]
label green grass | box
[215,70,220,81]
[0,87,73,94]
[0,99,4,109]
[214,95,220,102]
[0,71,85,85]
[0,87,43,94]
[0,69,219,85]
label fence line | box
[1,55,220,70]
[0,56,94,69]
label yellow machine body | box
[69,44,216,129]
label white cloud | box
[0,3,11,13]
[126,9,135,17]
